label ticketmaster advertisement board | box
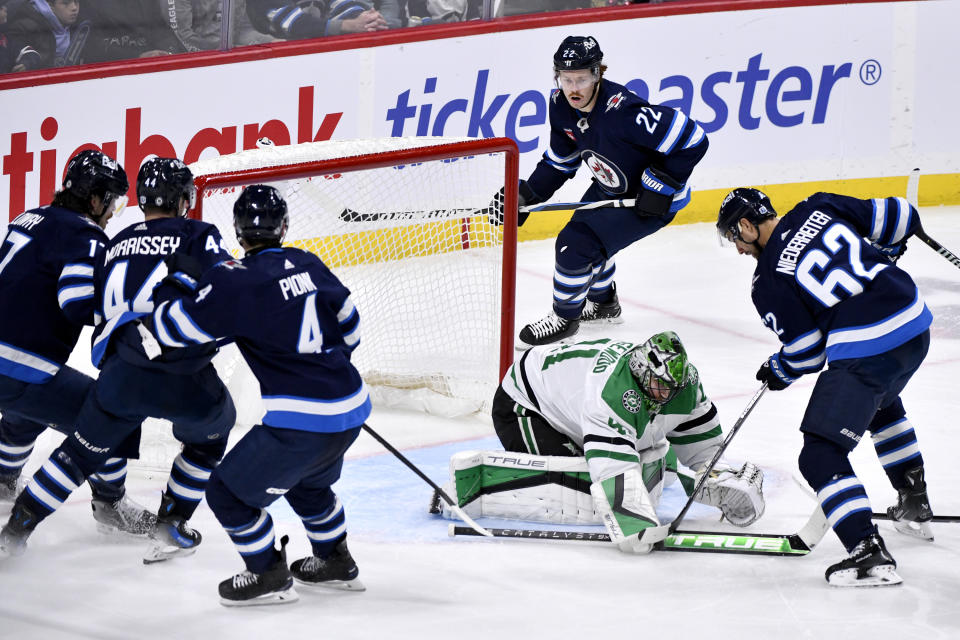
[1,0,957,232]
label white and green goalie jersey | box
[501,339,723,483]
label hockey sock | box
[165,450,215,520]
[222,508,278,574]
[586,259,616,303]
[17,447,86,524]
[551,262,594,318]
[0,439,33,478]
[816,474,877,551]
[300,493,347,558]
[870,416,923,490]
[87,458,128,502]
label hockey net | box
[186,136,519,428]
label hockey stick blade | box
[338,207,487,222]
[450,507,829,557]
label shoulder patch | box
[622,389,641,413]
[217,259,246,270]
[563,128,576,141]
[605,92,625,112]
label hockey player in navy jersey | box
[0,157,237,562]
[499,35,709,348]
[717,188,934,587]
[0,149,157,536]
[147,185,370,606]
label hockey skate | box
[886,467,934,541]
[91,493,158,537]
[0,503,39,559]
[580,286,623,324]
[290,539,365,591]
[517,312,579,349]
[143,494,202,564]
[825,533,902,587]
[219,535,298,607]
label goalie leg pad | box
[438,451,599,524]
[591,468,660,554]
[696,462,766,527]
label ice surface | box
[2,208,959,639]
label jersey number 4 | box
[298,292,324,353]
[796,224,886,307]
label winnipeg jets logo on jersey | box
[582,151,627,194]
[605,92,625,112]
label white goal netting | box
[189,137,518,426]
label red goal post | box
[186,136,519,418]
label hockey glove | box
[163,251,205,280]
[634,167,683,218]
[488,181,538,227]
[874,240,908,264]
[756,353,796,391]
[590,469,659,554]
[695,462,765,527]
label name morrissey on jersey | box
[279,272,317,300]
[776,210,832,276]
[104,235,182,264]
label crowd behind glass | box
[0,0,684,75]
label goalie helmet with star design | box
[628,331,690,404]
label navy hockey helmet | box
[233,184,289,245]
[62,149,129,203]
[553,36,603,74]
[137,157,196,216]
[716,188,777,244]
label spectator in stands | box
[246,0,405,40]
[159,0,280,52]
[0,0,14,73]
[5,0,90,71]
[81,0,186,63]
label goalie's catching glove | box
[695,462,765,527]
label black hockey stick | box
[872,512,960,523]
[631,383,768,546]
[906,168,960,270]
[360,424,492,537]
[450,504,829,557]
[520,198,636,213]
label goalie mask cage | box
[187,136,519,422]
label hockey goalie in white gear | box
[432,332,765,551]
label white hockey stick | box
[360,424,492,538]
[906,168,960,270]
[450,504,829,556]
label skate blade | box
[828,565,903,587]
[220,587,300,607]
[580,316,624,325]
[96,522,153,540]
[892,519,934,541]
[143,543,198,565]
[294,577,366,592]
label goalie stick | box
[906,168,960,270]
[449,504,829,557]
